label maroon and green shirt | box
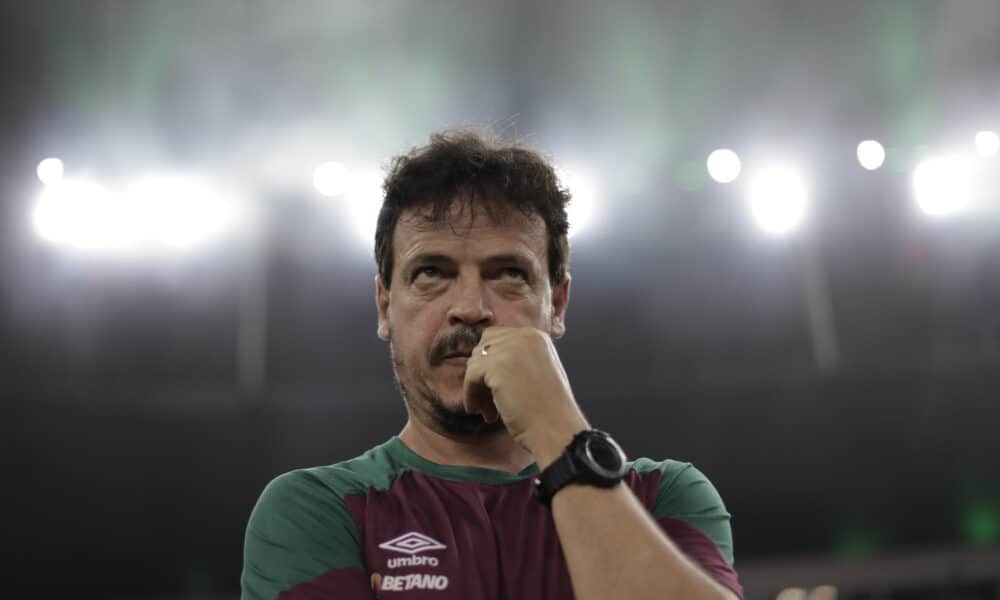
[241,436,742,599]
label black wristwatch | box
[533,429,628,507]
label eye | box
[413,266,442,281]
[500,267,528,281]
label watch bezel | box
[574,430,628,483]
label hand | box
[462,326,589,467]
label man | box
[241,130,742,599]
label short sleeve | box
[652,462,735,566]
[241,469,373,600]
[628,459,742,599]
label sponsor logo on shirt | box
[387,554,439,568]
[374,532,449,594]
[372,572,450,595]
[380,573,449,592]
[378,531,447,555]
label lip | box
[442,356,469,366]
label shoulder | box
[271,437,406,495]
[626,457,735,567]
[242,443,404,599]
[253,440,406,522]
[628,458,730,520]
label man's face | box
[375,200,570,437]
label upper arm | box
[653,462,735,566]
[651,461,743,599]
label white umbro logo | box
[378,532,447,555]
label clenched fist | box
[462,326,590,468]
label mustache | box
[430,326,485,365]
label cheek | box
[495,298,549,327]
[393,304,443,359]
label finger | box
[463,342,500,423]
[464,379,495,418]
[476,386,499,423]
[462,351,490,414]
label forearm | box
[516,390,736,600]
[550,481,736,600]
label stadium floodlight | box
[975,130,999,158]
[706,149,741,183]
[555,167,597,238]
[126,175,239,250]
[912,156,972,217]
[748,166,808,235]
[36,157,65,186]
[856,140,886,170]
[32,170,243,254]
[32,179,137,251]
[313,161,350,197]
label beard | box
[389,326,505,437]
[392,370,505,437]
[426,388,506,436]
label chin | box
[427,393,504,437]
[433,393,467,412]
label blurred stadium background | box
[2,1,999,598]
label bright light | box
[32,179,137,250]
[126,176,239,249]
[912,156,973,216]
[706,149,741,183]
[748,166,808,235]
[975,130,999,158]
[36,157,64,186]
[556,167,597,238]
[345,170,384,244]
[313,161,350,197]
[856,140,885,170]
[32,174,241,253]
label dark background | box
[1,1,998,598]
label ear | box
[375,274,391,341]
[550,272,571,339]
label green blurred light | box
[877,1,935,146]
[963,502,1000,546]
[835,530,882,559]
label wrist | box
[526,415,590,470]
[533,429,630,507]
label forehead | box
[393,201,548,264]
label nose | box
[446,276,495,328]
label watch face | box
[583,434,628,480]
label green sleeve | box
[241,469,366,600]
[647,460,736,566]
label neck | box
[399,418,535,473]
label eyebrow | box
[484,254,534,266]
[403,252,535,270]
[403,254,453,270]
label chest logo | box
[378,531,447,555]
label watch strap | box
[532,449,578,507]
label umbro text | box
[387,555,440,569]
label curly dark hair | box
[375,129,571,289]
